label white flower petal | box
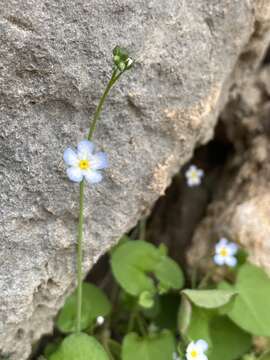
[90,152,108,170]
[187,178,198,187]
[215,238,228,252]
[213,254,225,266]
[67,167,83,182]
[186,342,195,352]
[227,242,238,255]
[196,339,208,352]
[225,256,237,267]
[63,148,78,166]
[199,354,208,360]
[77,140,94,159]
[84,169,103,184]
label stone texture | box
[0,1,269,358]
[188,61,270,276]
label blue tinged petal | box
[225,256,237,267]
[63,148,78,166]
[67,167,83,182]
[213,254,225,266]
[90,152,108,170]
[215,238,228,252]
[196,340,208,352]
[84,169,103,184]
[77,140,94,159]
[227,242,238,255]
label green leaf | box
[178,295,192,336]
[49,333,109,360]
[187,306,212,347]
[122,330,175,360]
[111,241,160,296]
[139,291,155,309]
[56,282,111,333]
[111,240,183,297]
[187,306,251,360]
[155,256,184,291]
[209,316,251,360]
[220,263,270,336]
[182,289,237,309]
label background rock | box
[188,57,270,275]
[0,1,269,358]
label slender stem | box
[127,306,137,333]
[139,218,146,241]
[76,180,85,333]
[136,313,147,336]
[198,268,215,289]
[87,69,119,140]
[76,67,124,333]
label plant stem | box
[76,180,85,333]
[87,69,119,140]
[76,68,123,333]
[198,268,215,289]
[139,218,146,241]
[127,306,137,333]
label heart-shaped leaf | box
[182,289,237,309]
[111,240,183,300]
[49,333,109,360]
[219,263,270,336]
[122,330,175,360]
[56,282,111,333]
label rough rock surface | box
[0,1,269,358]
[188,58,270,275]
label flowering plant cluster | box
[41,48,270,360]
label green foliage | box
[111,239,184,305]
[44,234,270,360]
[182,289,237,309]
[49,333,109,360]
[122,331,175,360]
[209,316,252,360]
[219,263,270,336]
[56,282,111,333]
[187,306,251,360]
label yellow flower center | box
[191,350,198,358]
[191,171,198,179]
[220,247,228,257]
[79,159,90,170]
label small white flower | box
[214,238,238,267]
[186,340,208,360]
[185,165,204,187]
[63,140,108,184]
[96,316,105,326]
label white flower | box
[96,316,105,326]
[185,165,204,187]
[214,238,238,267]
[63,140,108,184]
[186,340,208,360]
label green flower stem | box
[76,180,85,333]
[198,267,215,289]
[88,68,120,141]
[139,218,146,241]
[76,67,124,333]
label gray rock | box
[0,0,269,358]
